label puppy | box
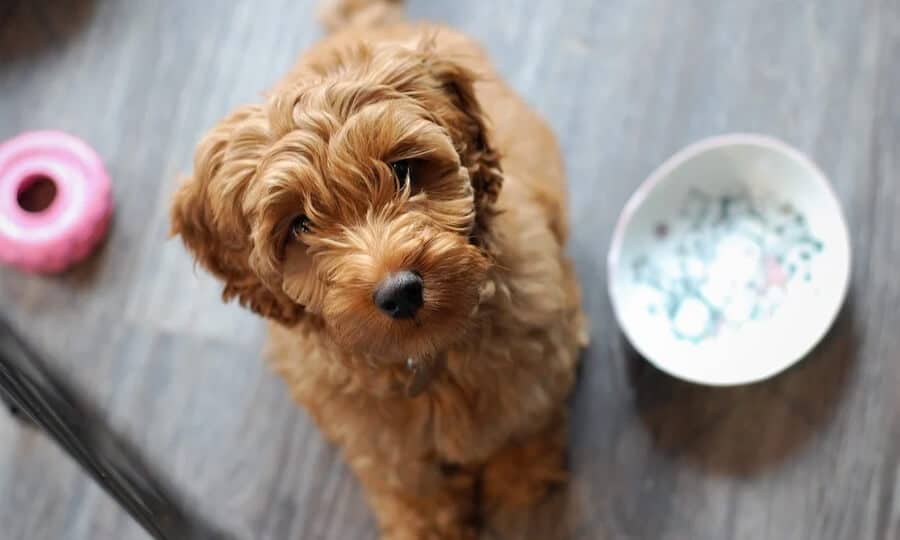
[171,1,587,538]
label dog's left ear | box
[420,45,504,238]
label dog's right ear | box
[170,104,304,325]
[415,40,504,244]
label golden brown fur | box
[171,2,587,538]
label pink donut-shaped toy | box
[0,131,113,273]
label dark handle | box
[0,316,234,540]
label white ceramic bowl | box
[608,134,851,386]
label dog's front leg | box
[480,408,569,516]
[346,449,480,540]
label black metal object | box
[0,316,234,540]
[0,381,32,424]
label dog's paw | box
[381,522,478,540]
[481,425,568,513]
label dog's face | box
[171,41,502,360]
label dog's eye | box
[391,160,412,189]
[289,215,312,239]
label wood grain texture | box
[0,0,897,538]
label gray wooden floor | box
[1,0,898,538]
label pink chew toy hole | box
[17,174,58,213]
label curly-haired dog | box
[171,1,587,538]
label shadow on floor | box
[64,212,114,288]
[624,293,858,477]
[0,0,94,61]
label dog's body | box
[172,2,586,538]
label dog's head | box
[171,39,502,360]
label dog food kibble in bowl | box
[608,134,851,386]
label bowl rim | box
[606,132,852,386]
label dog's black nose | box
[374,271,424,319]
